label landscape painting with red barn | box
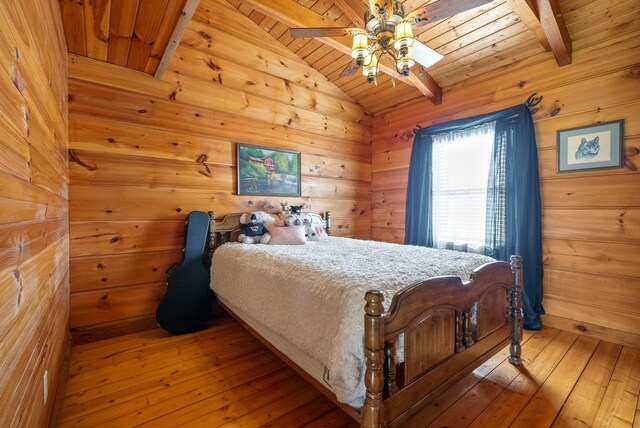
[237,143,301,196]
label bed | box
[206,210,523,428]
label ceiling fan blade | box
[339,59,361,77]
[290,27,361,38]
[412,40,444,68]
[406,0,494,28]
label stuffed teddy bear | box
[284,214,303,227]
[238,211,274,244]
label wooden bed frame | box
[205,210,523,428]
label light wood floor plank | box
[217,384,323,427]
[98,361,289,427]
[67,328,246,388]
[57,320,639,428]
[68,321,241,373]
[60,351,281,425]
[68,325,172,356]
[169,370,310,427]
[405,330,537,427]
[64,334,261,396]
[302,407,358,427]
[511,335,600,427]
[427,328,561,427]
[62,341,267,409]
[262,394,342,427]
[552,341,622,428]
[467,330,580,427]
[63,341,267,409]
[69,317,237,362]
[593,345,640,427]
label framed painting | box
[237,143,301,196]
[557,120,624,173]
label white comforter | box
[211,237,494,406]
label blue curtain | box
[405,104,544,330]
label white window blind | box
[431,122,496,253]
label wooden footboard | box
[363,255,523,427]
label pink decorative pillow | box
[269,226,307,245]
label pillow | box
[305,224,320,241]
[269,226,307,245]
[315,225,328,239]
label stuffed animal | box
[238,211,274,244]
[284,214,303,227]
[280,202,291,216]
[304,223,320,241]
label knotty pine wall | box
[0,0,69,426]
[67,0,371,338]
[371,2,640,346]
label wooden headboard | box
[205,210,332,262]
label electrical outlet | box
[43,370,48,404]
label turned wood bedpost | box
[455,311,465,353]
[384,338,397,396]
[463,308,474,347]
[207,211,216,251]
[323,211,332,236]
[509,255,523,366]
[363,290,385,428]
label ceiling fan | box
[290,0,492,83]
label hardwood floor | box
[56,318,640,427]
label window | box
[405,104,543,328]
[431,122,496,253]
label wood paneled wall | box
[0,0,70,426]
[371,1,640,346]
[67,0,372,337]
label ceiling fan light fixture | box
[351,33,369,66]
[393,21,414,56]
[291,0,492,84]
[397,49,415,76]
[362,53,379,83]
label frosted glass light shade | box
[393,21,414,51]
[351,33,369,59]
[397,49,415,75]
[362,54,379,82]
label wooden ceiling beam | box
[242,0,442,104]
[332,0,367,27]
[154,0,201,79]
[507,0,571,66]
[536,0,571,65]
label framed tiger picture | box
[556,120,624,173]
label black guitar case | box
[156,211,214,334]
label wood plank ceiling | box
[58,0,188,75]
[222,0,570,114]
[59,0,575,114]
